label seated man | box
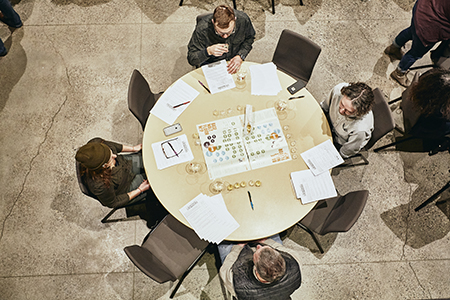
[187,4,255,74]
[321,82,375,158]
[219,234,301,300]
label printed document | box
[150,80,199,125]
[300,140,344,175]
[290,169,337,204]
[180,193,239,244]
[201,60,236,94]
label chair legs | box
[296,223,324,253]
[101,200,147,223]
[415,180,450,211]
[373,135,416,152]
[169,247,210,298]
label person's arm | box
[320,87,335,113]
[339,130,371,158]
[219,244,243,298]
[187,24,212,67]
[121,144,142,153]
[235,14,255,62]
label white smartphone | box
[163,123,183,136]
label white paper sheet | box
[201,60,236,94]
[180,193,240,244]
[151,134,194,170]
[300,140,344,175]
[249,62,282,96]
[290,169,337,204]
[150,80,200,125]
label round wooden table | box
[142,62,332,241]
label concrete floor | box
[1,0,450,299]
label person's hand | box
[133,144,142,152]
[254,238,267,244]
[237,242,247,247]
[207,44,228,57]
[227,55,243,74]
[138,180,150,193]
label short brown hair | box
[341,82,374,117]
[255,247,286,282]
[213,5,235,29]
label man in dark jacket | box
[187,4,255,74]
[219,236,301,300]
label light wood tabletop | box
[142,62,332,241]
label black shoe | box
[0,48,7,57]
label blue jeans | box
[394,1,435,72]
[124,152,148,204]
[218,234,283,264]
[0,38,5,54]
[0,0,22,27]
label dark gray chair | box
[124,214,210,299]
[76,161,148,223]
[270,0,304,14]
[297,190,369,253]
[338,88,396,167]
[128,69,162,131]
[272,29,321,87]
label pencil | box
[198,80,211,94]
[247,191,254,210]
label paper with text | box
[150,80,199,125]
[290,169,337,204]
[201,60,236,94]
[300,140,344,175]
[151,134,194,170]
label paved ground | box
[1,0,449,299]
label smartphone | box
[163,123,183,136]
[287,80,306,95]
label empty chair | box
[339,88,396,166]
[272,29,321,86]
[297,190,369,253]
[75,160,148,223]
[124,214,210,299]
[128,69,162,131]
[270,0,304,14]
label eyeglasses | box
[214,24,235,38]
[161,138,183,159]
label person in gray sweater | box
[321,82,375,158]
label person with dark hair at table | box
[75,137,151,209]
[0,0,23,57]
[384,0,450,87]
[187,4,255,74]
[321,82,375,158]
[409,68,450,136]
[219,235,302,300]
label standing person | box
[321,82,375,158]
[187,4,255,74]
[384,0,450,87]
[0,0,23,57]
[75,137,152,209]
[219,235,302,300]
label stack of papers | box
[150,80,200,125]
[249,62,282,96]
[180,193,239,244]
[151,134,194,170]
[202,60,236,94]
[291,140,344,204]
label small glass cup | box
[255,180,261,187]
[186,162,203,175]
[235,65,248,89]
[209,180,224,194]
[248,180,255,187]
[275,99,288,111]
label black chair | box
[272,29,321,87]
[338,88,395,167]
[75,161,147,223]
[270,0,304,14]
[128,69,162,131]
[297,190,369,253]
[124,214,210,299]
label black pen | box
[168,142,179,157]
[288,95,305,100]
[198,80,211,94]
[247,191,254,210]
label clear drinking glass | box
[209,180,224,194]
[235,65,248,89]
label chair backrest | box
[75,160,98,199]
[128,69,160,131]
[300,190,368,235]
[400,72,421,133]
[124,214,209,283]
[196,12,211,24]
[365,88,395,150]
[272,29,321,83]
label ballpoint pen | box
[247,191,254,210]
[288,95,305,100]
[198,80,211,94]
[172,101,191,108]
[168,142,179,157]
